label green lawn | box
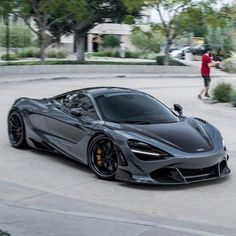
[0,59,186,66]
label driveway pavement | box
[0,68,235,236]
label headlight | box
[128,140,172,161]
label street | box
[0,73,235,236]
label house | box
[61,8,153,53]
[87,23,134,52]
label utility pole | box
[5,12,10,61]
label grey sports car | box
[8,87,231,184]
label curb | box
[0,73,235,85]
[0,64,201,76]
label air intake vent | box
[194,117,207,124]
[30,138,55,152]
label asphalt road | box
[0,74,235,236]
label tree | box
[68,0,140,61]
[205,3,236,57]
[46,0,140,61]
[123,0,218,64]
[1,0,139,62]
[47,0,89,51]
[47,17,74,48]
[0,24,32,48]
[196,3,236,58]
[131,27,163,53]
[16,0,82,63]
[0,0,14,60]
[0,0,86,63]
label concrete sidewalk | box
[0,67,234,85]
[0,58,230,76]
[0,64,199,75]
[1,179,234,236]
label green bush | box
[91,50,144,59]
[213,83,233,102]
[46,49,57,58]
[156,56,165,65]
[230,89,236,107]
[113,51,120,57]
[102,35,120,48]
[125,51,140,58]
[56,50,67,58]
[46,49,67,58]
[1,54,19,60]
[220,57,236,73]
[17,47,37,58]
[92,51,113,57]
[16,48,67,59]
[34,49,41,58]
[0,60,157,66]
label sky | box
[148,0,236,23]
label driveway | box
[0,73,235,236]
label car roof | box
[83,87,141,97]
[53,87,148,100]
[66,87,144,98]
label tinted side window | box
[64,94,98,119]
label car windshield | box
[95,93,179,124]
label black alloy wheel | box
[8,110,27,148]
[88,134,118,180]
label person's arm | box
[207,56,218,68]
[208,61,220,68]
[208,61,214,68]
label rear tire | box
[8,110,28,149]
[88,134,118,180]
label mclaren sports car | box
[8,87,231,184]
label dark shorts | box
[202,75,211,87]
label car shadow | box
[29,148,91,173]
[117,176,231,191]
[23,148,231,190]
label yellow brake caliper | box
[96,147,104,166]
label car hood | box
[121,120,213,153]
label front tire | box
[88,134,118,180]
[8,110,27,149]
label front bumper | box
[115,153,231,185]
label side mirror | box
[174,104,183,116]
[70,108,84,117]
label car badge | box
[196,148,204,152]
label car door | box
[45,93,99,162]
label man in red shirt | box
[198,48,214,99]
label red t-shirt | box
[201,54,212,76]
